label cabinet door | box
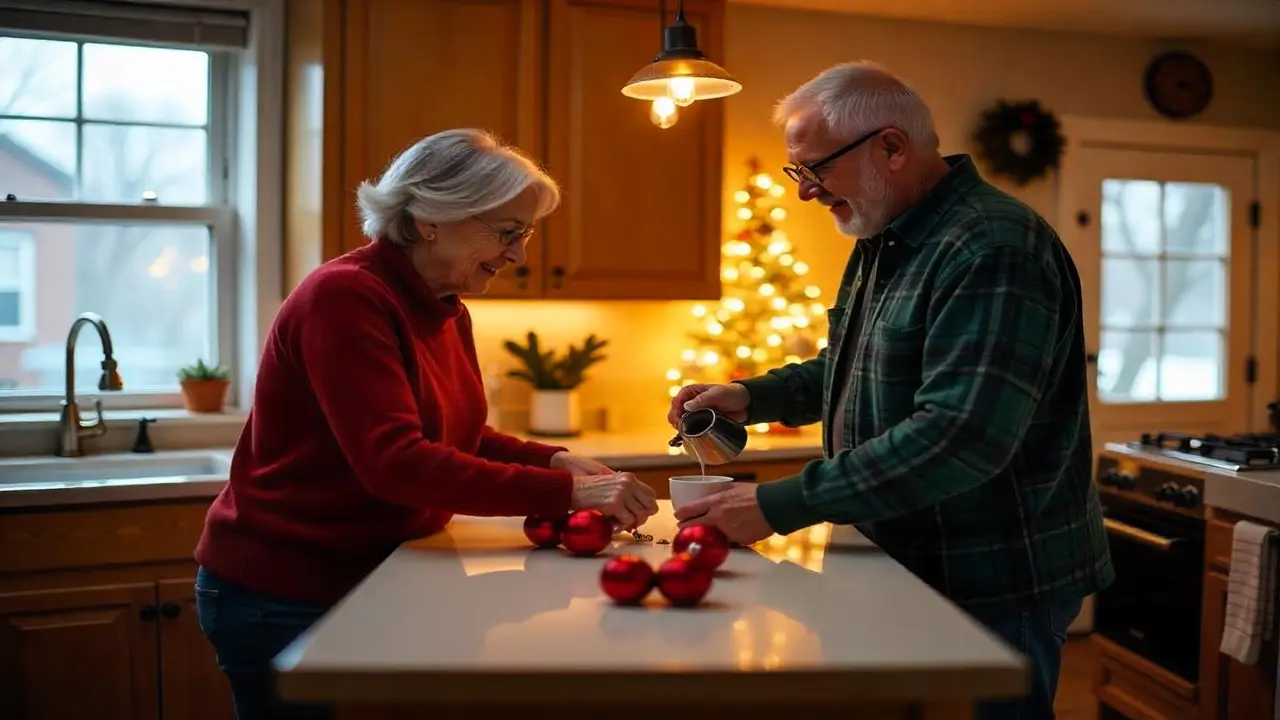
[158,579,235,720]
[340,0,546,294]
[544,0,724,299]
[1200,569,1278,719]
[0,583,160,720]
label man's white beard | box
[836,155,894,239]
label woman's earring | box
[426,233,437,243]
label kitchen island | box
[272,501,1026,719]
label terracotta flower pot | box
[180,379,230,413]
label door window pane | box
[1164,183,1229,256]
[1163,259,1226,327]
[1160,331,1223,402]
[1101,258,1159,328]
[1098,330,1159,403]
[0,222,213,394]
[1102,180,1162,255]
[1098,178,1231,404]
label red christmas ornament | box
[656,552,714,607]
[523,515,564,549]
[560,509,613,557]
[672,524,731,571]
[599,554,656,605]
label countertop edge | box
[273,664,1027,706]
[0,444,823,509]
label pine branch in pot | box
[502,331,608,437]
[177,359,231,413]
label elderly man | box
[669,61,1113,719]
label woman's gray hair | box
[772,61,939,151]
[355,128,561,246]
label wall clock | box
[1143,51,1213,120]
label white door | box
[1060,146,1258,450]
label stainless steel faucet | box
[57,312,124,457]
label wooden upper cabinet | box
[340,0,547,299]
[541,0,724,299]
[284,0,726,300]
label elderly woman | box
[193,129,658,720]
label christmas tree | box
[666,158,829,434]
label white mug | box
[669,475,735,511]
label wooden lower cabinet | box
[1198,512,1279,720]
[0,501,234,720]
[0,455,814,719]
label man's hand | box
[550,451,613,476]
[666,382,751,428]
[673,483,774,545]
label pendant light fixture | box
[622,0,741,120]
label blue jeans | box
[969,595,1084,720]
[194,566,334,720]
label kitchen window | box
[0,0,283,414]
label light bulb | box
[668,77,696,107]
[650,97,678,128]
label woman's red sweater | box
[194,240,574,604]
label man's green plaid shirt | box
[741,155,1114,612]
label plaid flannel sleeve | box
[757,242,1065,534]
[733,350,828,428]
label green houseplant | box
[177,359,231,413]
[502,331,608,436]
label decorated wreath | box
[972,99,1065,187]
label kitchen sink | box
[0,450,232,485]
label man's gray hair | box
[355,128,560,246]
[772,61,939,150]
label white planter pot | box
[529,389,581,437]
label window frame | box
[0,229,37,344]
[0,1,279,416]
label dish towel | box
[1220,520,1278,665]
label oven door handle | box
[1103,518,1177,551]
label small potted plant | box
[502,331,608,437]
[177,359,231,413]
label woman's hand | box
[570,472,659,531]
[550,451,613,476]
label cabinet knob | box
[139,604,158,622]
[729,472,758,482]
[551,266,564,289]
[513,265,529,290]
[160,602,182,619]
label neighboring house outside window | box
[0,230,36,386]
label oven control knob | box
[1174,486,1201,508]
[1154,482,1177,502]
[1118,473,1136,490]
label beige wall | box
[466,5,1280,436]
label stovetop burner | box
[1132,432,1280,471]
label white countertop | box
[0,430,821,509]
[272,501,1026,707]
[1103,442,1280,524]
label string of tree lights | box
[665,159,828,434]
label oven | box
[1093,456,1207,683]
